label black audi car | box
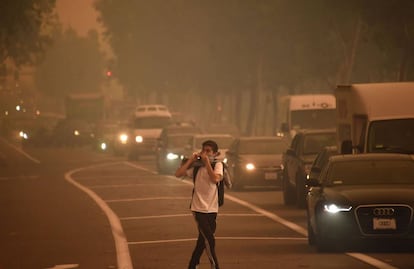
[306,153,414,252]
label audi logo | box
[373,207,395,216]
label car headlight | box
[135,135,143,143]
[119,133,128,144]
[223,157,228,164]
[323,204,352,214]
[19,131,29,140]
[245,163,255,170]
[74,130,80,136]
[166,153,179,160]
[100,142,107,150]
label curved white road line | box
[64,163,133,269]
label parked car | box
[282,129,337,208]
[225,136,289,190]
[155,133,193,174]
[306,153,414,252]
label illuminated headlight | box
[166,153,179,160]
[223,158,228,164]
[135,135,143,143]
[245,163,255,170]
[74,130,80,136]
[119,133,128,144]
[323,204,352,214]
[100,142,107,150]
[19,131,29,140]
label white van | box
[336,82,414,154]
[279,94,336,137]
[128,104,172,160]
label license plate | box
[265,172,277,180]
[373,218,396,230]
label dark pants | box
[188,212,220,269]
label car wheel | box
[282,169,295,205]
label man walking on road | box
[175,140,223,269]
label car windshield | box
[327,159,414,185]
[291,109,336,130]
[194,136,234,149]
[368,119,414,154]
[238,139,287,154]
[132,116,171,129]
[168,135,192,148]
[303,133,336,155]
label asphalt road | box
[0,139,413,269]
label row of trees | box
[95,0,414,134]
[1,1,107,115]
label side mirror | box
[306,176,320,187]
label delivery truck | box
[336,82,414,154]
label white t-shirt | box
[187,162,223,213]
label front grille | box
[355,205,413,236]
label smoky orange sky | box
[56,0,101,36]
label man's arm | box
[205,160,222,183]
[175,154,196,177]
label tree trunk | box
[245,56,262,136]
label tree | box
[35,28,106,98]
[0,0,57,67]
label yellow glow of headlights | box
[245,163,255,170]
[100,143,107,150]
[74,130,80,136]
[119,134,128,144]
[135,136,143,143]
[19,131,28,139]
[167,153,179,160]
[324,204,352,214]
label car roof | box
[193,133,234,138]
[295,128,337,135]
[238,136,286,141]
[330,153,414,163]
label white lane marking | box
[120,213,264,220]
[346,253,399,269]
[121,214,192,220]
[124,161,157,174]
[128,236,307,245]
[0,137,40,163]
[105,196,189,203]
[120,213,263,221]
[89,183,184,189]
[45,264,79,269]
[128,164,400,269]
[65,163,133,269]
